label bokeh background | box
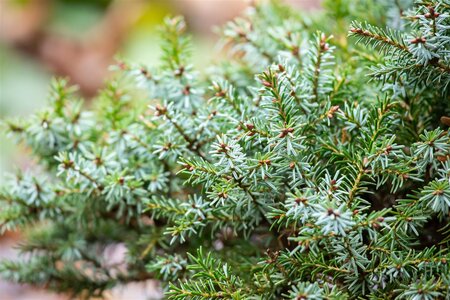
[0,0,320,299]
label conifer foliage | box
[1,0,450,299]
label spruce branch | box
[2,1,450,298]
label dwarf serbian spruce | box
[1,0,450,299]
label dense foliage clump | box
[1,0,450,299]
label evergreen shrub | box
[1,0,450,299]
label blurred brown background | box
[0,0,320,299]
